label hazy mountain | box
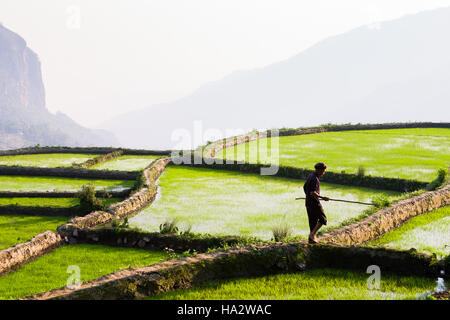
[102,7,450,150]
[0,24,117,150]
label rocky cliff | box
[0,24,117,150]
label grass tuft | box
[371,194,391,208]
[77,184,109,211]
[357,165,366,177]
[272,223,292,242]
[159,218,180,234]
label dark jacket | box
[303,172,321,207]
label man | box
[303,162,329,244]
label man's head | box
[314,162,327,176]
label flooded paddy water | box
[129,166,399,240]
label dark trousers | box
[306,204,327,232]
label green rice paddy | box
[147,268,435,300]
[0,176,135,192]
[129,166,399,240]
[0,197,121,208]
[0,244,168,300]
[368,206,450,257]
[218,128,450,182]
[0,153,97,168]
[0,214,68,250]
[89,155,161,171]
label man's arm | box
[310,191,329,201]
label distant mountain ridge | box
[0,24,117,150]
[102,7,450,150]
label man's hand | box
[311,191,329,201]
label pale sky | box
[1,0,450,127]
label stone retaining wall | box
[58,227,249,252]
[25,242,441,300]
[106,157,171,218]
[204,131,260,158]
[57,157,171,235]
[73,150,123,169]
[61,211,114,230]
[320,184,450,245]
[0,165,138,180]
[0,231,62,276]
[278,122,450,137]
[122,149,171,156]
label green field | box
[147,268,435,300]
[0,197,121,249]
[0,154,97,168]
[129,166,398,239]
[0,214,68,250]
[0,176,135,192]
[0,244,168,300]
[0,197,121,208]
[89,155,161,171]
[368,206,450,257]
[218,128,450,182]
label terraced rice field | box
[0,154,97,168]
[0,197,121,208]
[129,166,399,240]
[147,268,435,300]
[0,126,446,301]
[0,244,168,300]
[368,206,450,257]
[218,128,450,182]
[0,176,135,192]
[0,214,68,250]
[89,155,161,171]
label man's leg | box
[309,220,323,242]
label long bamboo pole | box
[295,197,375,206]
